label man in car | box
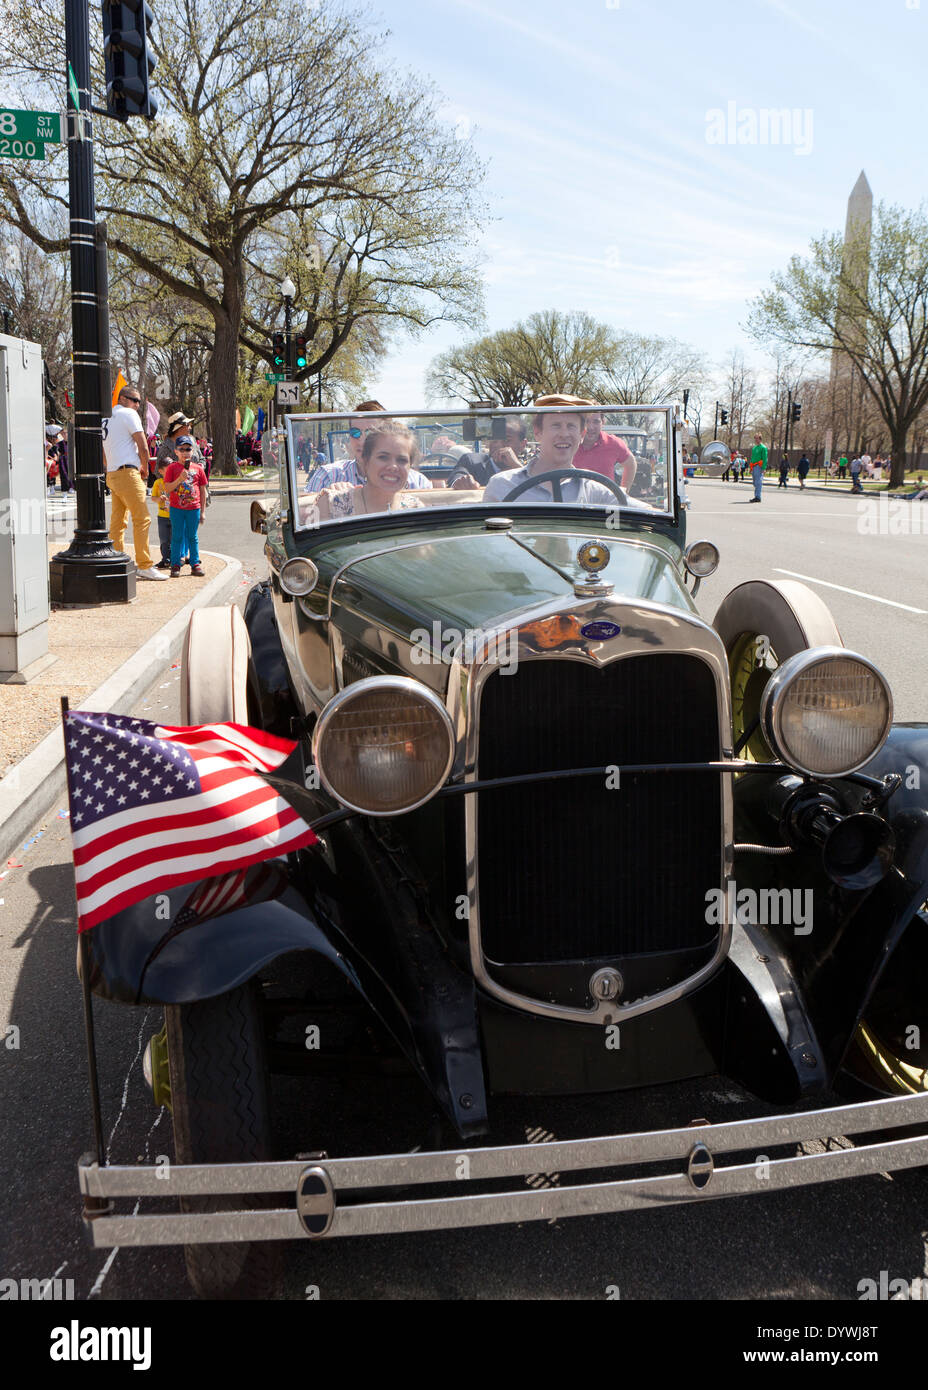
[573,409,637,489]
[482,399,628,506]
[448,418,529,488]
[304,401,431,492]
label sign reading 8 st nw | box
[0,109,62,161]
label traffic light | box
[102,0,158,119]
[791,401,802,423]
[295,332,308,370]
[272,333,286,370]
[720,409,729,426]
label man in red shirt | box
[574,411,637,489]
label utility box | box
[0,333,53,680]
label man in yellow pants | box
[102,383,166,580]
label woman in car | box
[311,423,426,520]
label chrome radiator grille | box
[476,653,722,963]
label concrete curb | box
[690,478,915,500]
[0,550,244,864]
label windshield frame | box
[283,404,679,535]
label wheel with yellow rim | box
[715,580,926,1096]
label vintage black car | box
[77,403,928,1299]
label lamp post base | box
[50,544,136,606]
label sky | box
[366,0,928,408]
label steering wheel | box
[502,468,628,503]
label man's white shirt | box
[102,405,144,471]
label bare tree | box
[0,224,71,416]
[0,0,485,471]
[599,333,708,405]
[748,202,928,486]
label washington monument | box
[830,170,873,384]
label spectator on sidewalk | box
[163,436,208,577]
[102,383,166,581]
[156,412,205,470]
[749,434,767,502]
[150,458,174,569]
[837,454,848,479]
[778,455,789,487]
[850,455,864,492]
[797,453,810,489]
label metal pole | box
[317,371,322,414]
[714,401,719,438]
[49,4,133,605]
[95,221,111,419]
[61,696,109,1214]
[785,389,792,458]
[284,294,292,402]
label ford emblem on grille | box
[580,621,621,640]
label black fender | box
[243,580,300,737]
[730,725,928,1086]
[83,855,488,1140]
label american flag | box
[64,711,318,933]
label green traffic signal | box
[296,354,307,369]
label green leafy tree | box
[748,203,928,486]
[0,0,484,471]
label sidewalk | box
[0,544,243,862]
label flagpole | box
[61,696,109,1211]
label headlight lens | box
[684,540,720,578]
[760,647,892,777]
[280,557,318,596]
[312,676,455,815]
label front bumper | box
[79,1092,928,1246]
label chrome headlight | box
[684,539,720,578]
[312,676,455,815]
[760,647,892,777]
[280,557,318,596]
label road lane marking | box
[773,568,927,614]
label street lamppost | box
[49,0,134,605]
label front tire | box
[165,983,279,1299]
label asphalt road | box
[1,488,926,1303]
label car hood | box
[326,526,693,636]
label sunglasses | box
[124,395,141,404]
[176,446,193,452]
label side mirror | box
[250,499,269,534]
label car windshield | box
[282,406,675,531]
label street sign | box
[264,372,286,383]
[0,110,62,142]
[0,137,45,160]
[67,63,80,111]
[0,109,63,160]
[276,382,301,406]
